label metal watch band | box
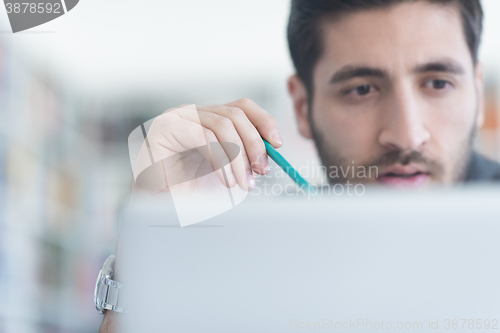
[94,255,126,314]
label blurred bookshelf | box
[0,40,136,332]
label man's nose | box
[378,85,431,152]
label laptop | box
[115,186,500,332]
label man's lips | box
[377,165,430,188]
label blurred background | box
[0,0,498,332]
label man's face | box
[290,1,484,187]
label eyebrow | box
[414,59,465,75]
[329,66,386,84]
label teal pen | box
[262,139,317,195]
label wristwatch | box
[94,255,126,314]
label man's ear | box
[475,62,485,129]
[288,74,312,139]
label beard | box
[308,108,478,186]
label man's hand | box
[131,98,283,193]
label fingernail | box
[258,154,271,173]
[271,131,283,146]
[247,172,255,190]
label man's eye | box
[426,80,451,90]
[347,85,372,96]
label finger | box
[147,113,238,189]
[199,105,271,175]
[202,128,237,188]
[199,111,254,191]
[226,98,283,148]
[168,106,239,188]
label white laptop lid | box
[116,186,500,332]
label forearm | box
[99,311,121,333]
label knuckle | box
[248,136,266,152]
[237,97,255,108]
[203,128,217,142]
[202,127,215,137]
[214,115,234,129]
[227,107,245,118]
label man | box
[99,0,500,330]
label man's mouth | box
[377,166,430,188]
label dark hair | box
[287,0,483,97]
